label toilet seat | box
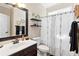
[37,45,49,53]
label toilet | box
[32,37,49,56]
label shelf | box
[31,25,41,27]
[30,18,41,22]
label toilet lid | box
[38,45,49,52]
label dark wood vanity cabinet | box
[10,44,37,56]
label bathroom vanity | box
[0,40,37,56]
[10,44,37,56]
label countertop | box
[0,39,37,56]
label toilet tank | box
[32,37,40,45]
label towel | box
[69,21,78,53]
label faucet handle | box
[12,38,19,44]
[0,45,3,48]
[25,36,31,40]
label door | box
[0,13,10,38]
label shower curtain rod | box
[40,10,74,18]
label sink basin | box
[2,40,36,50]
[0,40,37,56]
[9,42,26,49]
[9,40,36,49]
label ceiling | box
[41,3,57,8]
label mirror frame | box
[0,4,28,41]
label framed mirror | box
[0,3,28,40]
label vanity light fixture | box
[16,3,26,8]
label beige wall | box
[0,5,10,16]
[25,3,46,38]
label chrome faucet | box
[12,38,19,44]
[0,45,3,48]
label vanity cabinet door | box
[10,44,37,56]
[23,44,37,56]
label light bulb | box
[17,3,26,8]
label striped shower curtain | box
[40,11,76,56]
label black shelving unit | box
[30,18,41,22]
[30,18,41,27]
[31,24,41,27]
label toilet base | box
[37,50,47,56]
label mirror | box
[0,3,28,38]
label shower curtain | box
[40,11,76,56]
[60,12,75,56]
